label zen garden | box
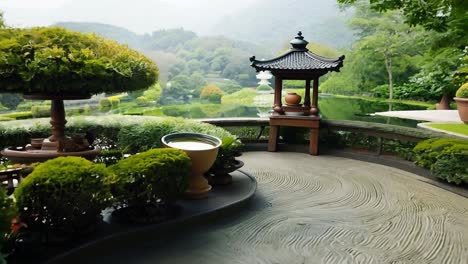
[0,0,466,263]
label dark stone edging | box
[43,171,257,264]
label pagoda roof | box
[250,32,345,73]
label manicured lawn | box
[427,123,468,136]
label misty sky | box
[0,0,259,34]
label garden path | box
[74,152,468,264]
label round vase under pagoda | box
[285,92,301,105]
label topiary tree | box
[200,84,223,103]
[0,27,158,147]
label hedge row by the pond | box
[0,115,235,151]
[413,138,468,184]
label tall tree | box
[338,0,468,32]
[349,9,424,99]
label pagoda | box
[250,31,345,154]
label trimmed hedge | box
[31,105,50,118]
[0,115,236,161]
[108,148,191,210]
[117,117,233,153]
[0,111,33,120]
[14,157,116,236]
[413,138,468,184]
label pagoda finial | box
[290,31,308,51]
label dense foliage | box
[322,1,467,104]
[0,115,236,153]
[14,157,116,236]
[338,0,468,32]
[117,117,233,154]
[108,148,191,215]
[0,186,16,263]
[0,27,158,95]
[413,138,468,184]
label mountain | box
[54,22,267,87]
[54,22,141,48]
[211,0,355,52]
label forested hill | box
[54,22,270,90]
[213,0,355,51]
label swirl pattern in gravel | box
[82,152,468,264]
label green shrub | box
[256,84,273,92]
[431,153,468,184]
[161,105,191,117]
[14,157,116,236]
[143,108,164,116]
[413,138,468,169]
[95,148,123,166]
[0,111,32,120]
[31,105,50,118]
[108,148,191,215]
[0,115,236,157]
[207,136,244,175]
[135,96,149,106]
[117,117,233,154]
[109,98,120,109]
[122,111,143,116]
[99,98,111,111]
[0,116,13,121]
[222,88,256,105]
[15,101,36,111]
[413,138,468,184]
[0,187,16,262]
[455,83,468,98]
[200,84,223,103]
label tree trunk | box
[49,99,67,142]
[384,54,393,100]
[436,94,451,110]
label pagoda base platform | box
[268,115,320,155]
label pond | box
[158,95,425,127]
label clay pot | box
[454,97,468,123]
[285,92,301,105]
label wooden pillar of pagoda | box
[273,76,283,114]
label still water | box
[161,96,424,127]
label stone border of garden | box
[41,171,256,264]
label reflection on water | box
[162,96,424,127]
